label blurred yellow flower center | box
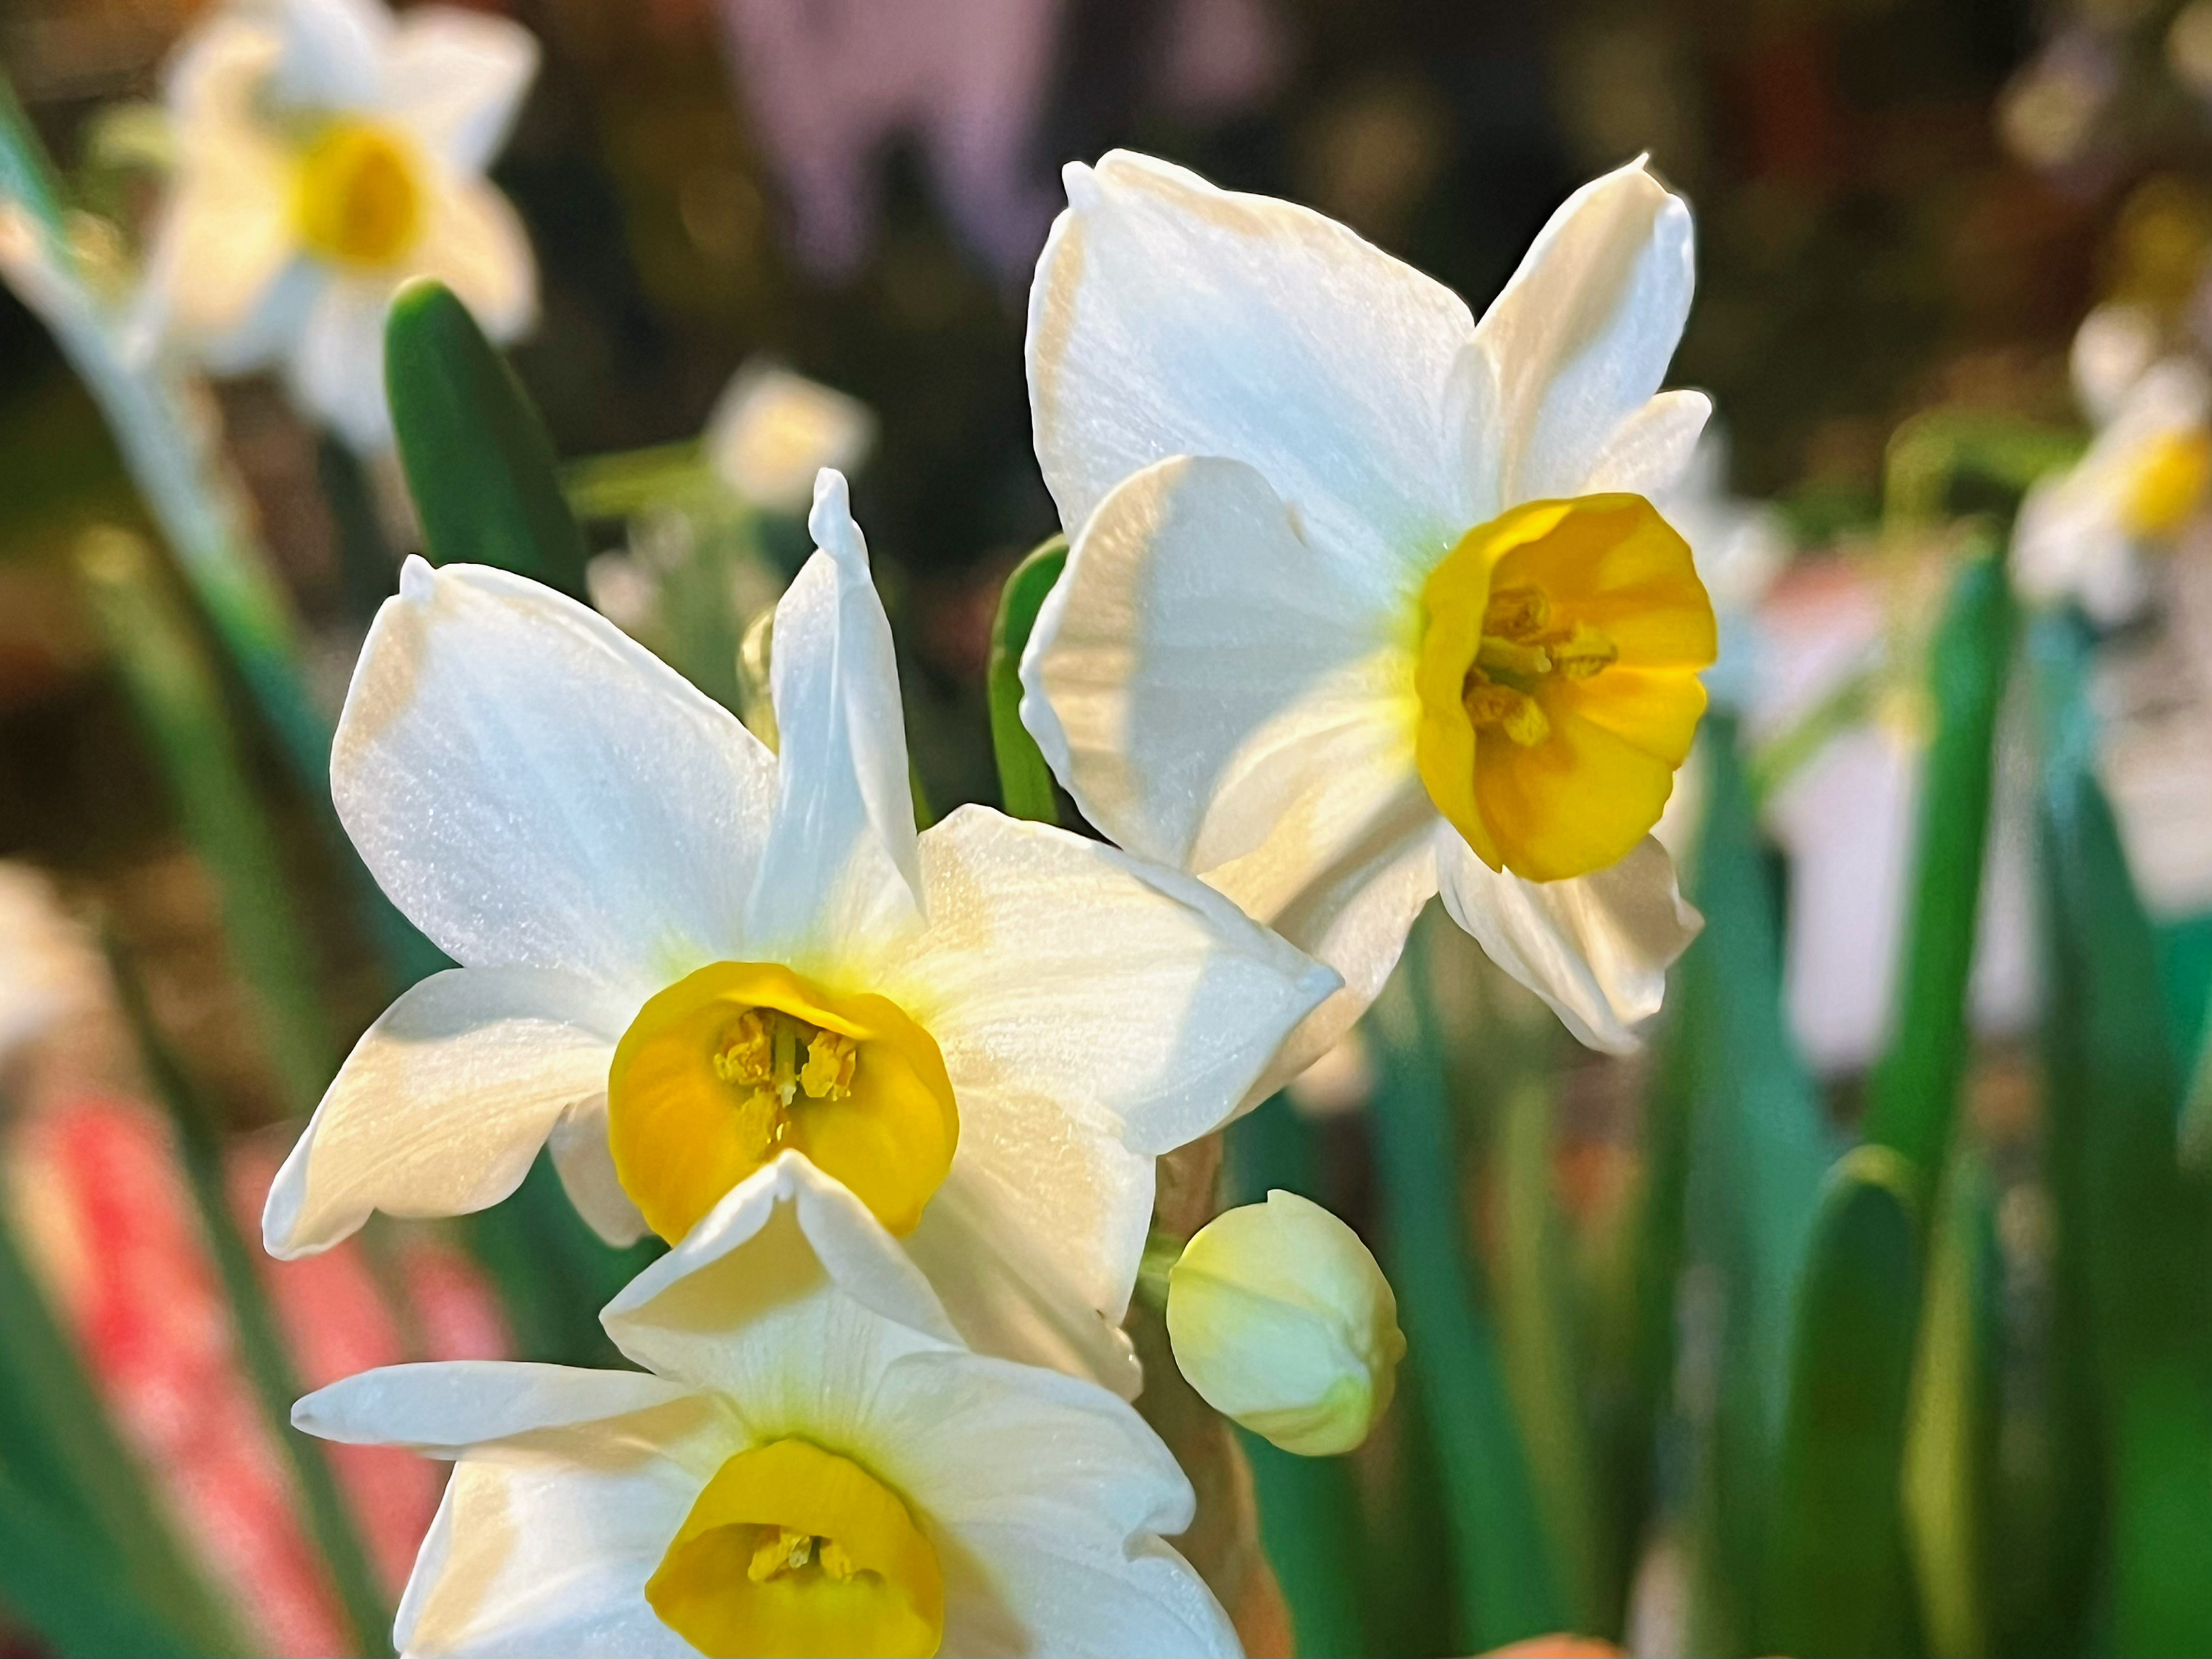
[647,1439,944,1659]
[607,961,957,1242]
[2122,428,2212,538]
[1413,494,1716,884]
[292,121,423,269]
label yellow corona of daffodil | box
[295,1156,1237,1658]
[144,0,538,447]
[2016,303,2212,625]
[264,469,1334,1394]
[1020,152,1716,1080]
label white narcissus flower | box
[264,468,1335,1395]
[296,1154,1238,1659]
[706,360,879,516]
[2015,304,2212,626]
[1018,151,1716,1077]
[144,0,539,449]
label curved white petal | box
[411,176,538,342]
[868,1349,1236,1659]
[263,966,625,1258]
[144,125,300,361]
[877,806,1336,1324]
[546,1098,649,1248]
[164,11,276,121]
[294,1359,699,1452]
[742,471,924,961]
[270,0,390,109]
[1436,829,1701,1052]
[1021,454,1418,883]
[380,8,538,172]
[285,274,398,448]
[601,1154,959,1403]
[1028,149,1472,581]
[334,558,776,992]
[1584,386,1712,497]
[1472,157,1697,504]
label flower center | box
[292,120,423,269]
[607,962,957,1242]
[1413,494,1715,884]
[2122,428,2212,539]
[647,1439,944,1659]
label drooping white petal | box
[269,0,390,110]
[875,806,1336,1326]
[263,966,625,1258]
[1021,454,1418,878]
[601,1154,959,1405]
[379,8,538,172]
[1435,829,1701,1052]
[410,176,538,342]
[546,1097,649,1248]
[1028,149,1472,579]
[742,470,924,961]
[1472,156,1697,504]
[867,1350,1235,1659]
[285,274,397,449]
[294,1359,699,1453]
[333,558,776,993]
[1584,386,1713,496]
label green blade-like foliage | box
[1760,1144,1925,1659]
[2032,611,2212,1658]
[0,1476,205,1659]
[1862,544,2013,1174]
[986,537,1066,823]
[386,279,591,602]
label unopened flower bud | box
[1166,1189,1405,1456]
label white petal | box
[1583,386,1712,496]
[294,1359,699,1452]
[143,121,300,360]
[877,806,1335,1322]
[741,471,924,961]
[1436,829,1701,1052]
[285,275,397,448]
[601,1153,959,1402]
[333,558,776,992]
[263,966,624,1258]
[411,176,538,342]
[163,11,278,122]
[1028,149,1471,576]
[270,0,390,109]
[380,8,538,172]
[546,1098,649,1248]
[1020,453,1418,877]
[1472,157,1697,503]
[866,1349,1237,1659]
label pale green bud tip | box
[1165,1189,1406,1457]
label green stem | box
[986,538,1068,824]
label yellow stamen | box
[749,1527,816,1584]
[608,962,957,1242]
[1474,634,1553,679]
[1548,621,1619,678]
[2122,428,2212,539]
[1462,676,1551,747]
[292,120,422,269]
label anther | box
[1483,584,1552,640]
[1463,677,1552,747]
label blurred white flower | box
[143,0,539,450]
[0,864,98,1067]
[705,361,877,516]
[1167,1189,1403,1456]
[2015,308,2212,625]
[1019,152,1714,1078]
[297,1154,1236,1658]
[264,468,1333,1397]
[1655,430,1788,710]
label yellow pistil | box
[608,962,957,1242]
[1414,494,1716,883]
[648,1439,944,1659]
[2122,428,2212,539]
[292,120,423,269]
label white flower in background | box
[2015,302,2212,625]
[1657,430,1787,710]
[706,360,878,516]
[296,1155,1237,1658]
[1020,152,1716,1078]
[1166,1189,1403,1456]
[144,0,539,449]
[264,468,1334,1395]
[0,864,100,1065]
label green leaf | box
[386,279,591,602]
[986,538,1066,823]
[1862,544,2014,1176]
[1366,922,1565,1651]
[1760,1143,1925,1659]
[0,1475,205,1659]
